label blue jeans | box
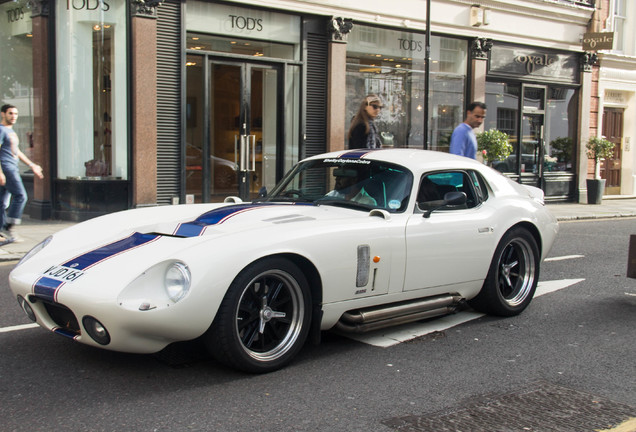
[0,162,27,227]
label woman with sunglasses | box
[348,94,383,149]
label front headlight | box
[15,235,52,268]
[164,262,191,303]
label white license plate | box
[42,265,85,283]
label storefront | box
[184,1,303,202]
[485,43,581,200]
[1,0,597,221]
[345,24,468,152]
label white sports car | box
[10,149,558,373]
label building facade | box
[587,0,636,197]
[1,0,606,221]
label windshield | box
[264,158,413,212]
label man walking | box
[0,104,43,243]
[449,101,487,159]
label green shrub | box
[586,136,615,162]
[477,129,512,163]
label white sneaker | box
[1,227,22,243]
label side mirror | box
[423,191,467,218]
[258,186,268,198]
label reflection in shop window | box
[545,87,576,172]
[346,25,466,151]
[0,0,34,169]
[486,82,576,174]
[56,2,127,180]
[485,82,519,174]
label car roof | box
[303,148,486,172]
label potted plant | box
[477,129,512,165]
[585,135,615,204]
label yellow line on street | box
[597,418,636,432]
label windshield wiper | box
[314,198,373,211]
[255,196,315,203]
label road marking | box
[0,323,39,333]
[596,418,636,432]
[545,255,585,262]
[1,280,588,341]
[342,279,585,347]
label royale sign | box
[489,45,579,83]
[582,32,614,51]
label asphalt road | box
[0,218,634,432]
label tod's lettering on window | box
[229,14,263,31]
[398,38,423,53]
[67,0,110,11]
[6,7,25,23]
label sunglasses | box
[369,104,383,110]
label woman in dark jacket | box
[348,94,383,149]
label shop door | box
[519,85,546,187]
[602,108,623,195]
[186,59,281,202]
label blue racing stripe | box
[174,203,273,237]
[33,277,64,302]
[62,232,160,270]
[339,149,379,159]
[53,328,79,339]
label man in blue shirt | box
[0,104,43,244]
[449,102,487,159]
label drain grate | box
[382,381,635,432]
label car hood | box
[12,202,378,300]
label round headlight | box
[82,316,110,345]
[164,262,191,303]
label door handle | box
[235,134,256,172]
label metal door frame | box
[519,84,547,187]
[204,57,285,201]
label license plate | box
[42,265,85,283]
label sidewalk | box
[1,197,635,262]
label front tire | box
[469,227,540,316]
[205,257,311,373]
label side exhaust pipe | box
[334,294,462,333]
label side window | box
[468,170,489,203]
[416,171,479,210]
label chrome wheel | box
[469,227,540,317]
[235,269,305,362]
[495,237,536,307]
[206,258,311,373]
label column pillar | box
[327,18,352,153]
[577,52,598,203]
[29,1,52,219]
[130,1,161,207]
[470,38,492,104]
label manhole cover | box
[382,381,635,432]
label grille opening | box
[37,298,81,335]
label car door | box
[404,170,497,291]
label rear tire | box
[205,257,311,373]
[469,227,540,316]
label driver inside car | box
[325,167,377,206]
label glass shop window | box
[55,1,128,180]
[0,0,34,169]
[545,87,577,172]
[345,25,467,151]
